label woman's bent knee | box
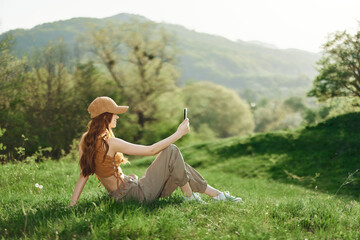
[163,144,179,153]
[170,144,179,151]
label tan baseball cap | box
[88,96,129,118]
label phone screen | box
[184,108,187,119]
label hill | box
[1,13,320,100]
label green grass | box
[1,113,360,239]
[181,112,360,198]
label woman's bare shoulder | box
[106,137,118,145]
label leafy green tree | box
[23,40,76,157]
[308,27,360,101]
[85,21,180,141]
[72,61,103,132]
[283,96,306,113]
[182,82,254,138]
[254,99,287,132]
[253,97,307,132]
[0,34,29,158]
[0,33,25,111]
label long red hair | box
[79,112,128,177]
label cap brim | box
[115,106,129,114]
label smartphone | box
[184,108,187,120]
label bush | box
[182,81,255,138]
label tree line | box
[0,21,254,162]
[1,21,359,162]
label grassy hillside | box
[1,113,359,239]
[133,112,360,198]
[1,13,320,99]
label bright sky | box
[0,0,359,53]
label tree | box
[0,34,25,110]
[182,82,254,138]
[253,99,287,132]
[308,27,360,101]
[23,40,76,156]
[253,97,307,132]
[72,61,103,134]
[0,34,29,159]
[283,96,306,113]
[85,21,180,141]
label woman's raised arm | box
[108,118,190,156]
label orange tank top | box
[94,137,125,193]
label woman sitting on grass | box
[70,96,242,206]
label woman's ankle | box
[204,185,222,197]
[180,182,193,197]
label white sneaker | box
[213,191,242,203]
[182,193,206,204]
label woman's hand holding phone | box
[177,118,190,137]
[176,108,190,137]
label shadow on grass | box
[1,194,183,239]
[213,112,360,199]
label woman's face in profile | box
[110,114,119,128]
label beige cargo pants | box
[109,144,208,202]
